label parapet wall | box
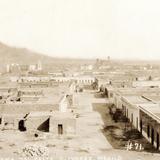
[0,103,59,114]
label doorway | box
[58,124,63,135]
[131,113,133,123]
[147,124,150,138]
[136,117,138,129]
[157,133,159,150]
[151,128,154,146]
[18,120,26,131]
[140,120,142,134]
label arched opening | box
[18,120,26,131]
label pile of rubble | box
[21,145,49,157]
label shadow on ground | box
[92,103,160,154]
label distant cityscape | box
[0,54,160,159]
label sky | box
[0,0,160,60]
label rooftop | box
[0,111,75,119]
[139,104,160,122]
[1,82,71,105]
[122,95,154,105]
[116,87,160,96]
[142,95,160,103]
[26,111,53,118]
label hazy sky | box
[0,0,160,59]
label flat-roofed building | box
[0,81,76,134]
[50,112,76,135]
[110,86,160,150]
[0,113,27,130]
[17,88,43,102]
[112,87,160,109]
[51,76,96,85]
[132,80,160,88]
[121,95,155,131]
[0,111,76,135]
[139,103,160,150]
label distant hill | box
[0,42,54,65]
[0,42,95,72]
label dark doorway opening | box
[126,109,128,118]
[151,128,154,146]
[37,118,49,132]
[136,117,138,129]
[140,120,142,134]
[147,124,150,137]
[105,88,108,98]
[18,120,26,131]
[131,113,133,123]
[58,124,63,135]
[157,133,159,150]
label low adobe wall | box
[0,104,59,114]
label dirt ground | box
[0,90,159,160]
[92,101,159,153]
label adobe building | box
[10,75,52,88]
[17,88,43,102]
[51,76,96,85]
[0,111,76,136]
[120,95,155,131]
[0,113,26,130]
[111,87,160,109]
[139,104,160,150]
[132,80,160,88]
[109,86,160,150]
[0,81,77,136]
[6,61,42,74]
[50,112,76,135]
[24,111,76,135]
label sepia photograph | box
[0,0,160,159]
